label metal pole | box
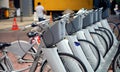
[20,0,23,22]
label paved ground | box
[108,14,120,23]
[0,16,34,31]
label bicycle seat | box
[0,42,11,49]
[27,32,38,38]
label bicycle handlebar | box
[23,13,76,31]
[23,19,50,30]
[0,42,11,49]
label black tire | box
[98,27,114,49]
[40,53,87,72]
[112,51,120,72]
[78,39,100,71]
[90,32,108,57]
[95,28,111,50]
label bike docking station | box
[63,8,119,72]
[40,8,119,72]
[4,8,120,72]
[41,14,84,72]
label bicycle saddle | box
[27,32,38,38]
[0,42,11,49]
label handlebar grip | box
[25,25,32,28]
[31,23,38,27]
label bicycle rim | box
[40,53,87,72]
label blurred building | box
[0,0,93,18]
[0,0,33,18]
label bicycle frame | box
[0,49,14,71]
[29,35,67,72]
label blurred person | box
[35,2,46,21]
[93,0,110,19]
[93,0,100,9]
[110,0,116,15]
[110,0,120,15]
[116,0,120,10]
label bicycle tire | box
[40,53,87,72]
[95,29,111,50]
[98,27,114,49]
[78,39,100,71]
[90,32,108,57]
[112,51,120,72]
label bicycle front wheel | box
[40,53,87,72]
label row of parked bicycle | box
[0,7,120,72]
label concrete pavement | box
[0,16,34,31]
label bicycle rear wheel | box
[40,53,87,72]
